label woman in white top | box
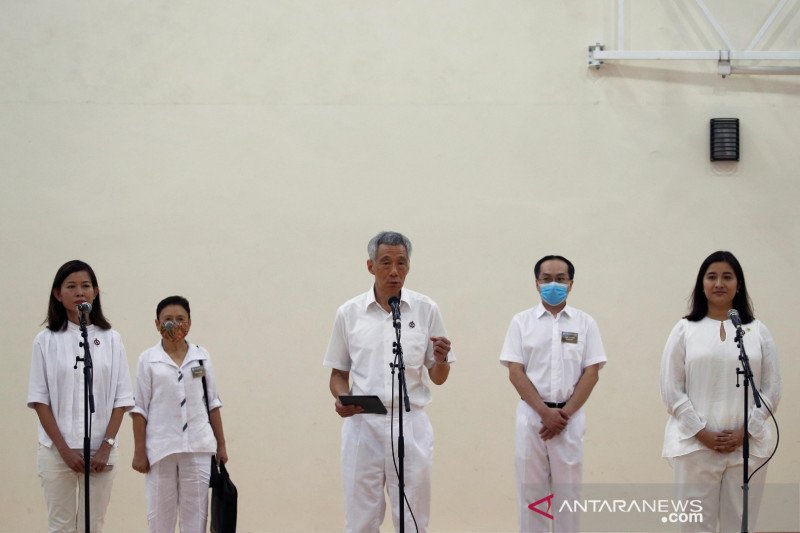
[131,295,228,533]
[661,251,781,532]
[27,260,134,532]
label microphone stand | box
[389,304,411,533]
[733,323,762,533]
[75,309,95,533]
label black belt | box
[544,401,566,408]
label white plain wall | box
[1,1,798,532]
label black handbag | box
[201,360,238,533]
[209,455,238,533]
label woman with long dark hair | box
[27,260,134,532]
[130,295,228,533]
[661,251,781,531]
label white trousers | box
[37,444,119,533]
[672,449,768,532]
[515,400,584,533]
[145,452,212,533]
[341,409,433,533]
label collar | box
[535,302,573,319]
[146,340,202,365]
[364,286,411,312]
[67,321,96,333]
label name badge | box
[191,366,206,378]
[561,331,579,344]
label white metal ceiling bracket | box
[587,0,800,76]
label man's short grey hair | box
[368,231,413,262]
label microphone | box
[76,302,92,314]
[727,309,743,328]
[163,320,175,331]
[388,296,401,322]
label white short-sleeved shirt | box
[500,303,607,404]
[323,287,454,410]
[131,341,222,465]
[661,317,781,458]
[27,323,135,451]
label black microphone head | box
[387,296,402,321]
[76,302,92,313]
[727,309,742,326]
[163,320,175,331]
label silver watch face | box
[105,438,116,446]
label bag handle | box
[199,358,222,487]
[200,358,211,421]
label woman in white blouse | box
[661,251,781,532]
[27,260,134,532]
[130,295,227,533]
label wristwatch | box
[103,437,116,447]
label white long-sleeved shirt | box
[27,323,134,451]
[661,317,781,458]
[131,341,222,465]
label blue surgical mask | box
[539,282,569,306]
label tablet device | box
[339,395,388,415]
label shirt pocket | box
[400,331,429,367]
[561,337,585,375]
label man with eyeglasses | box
[500,255,606,532]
